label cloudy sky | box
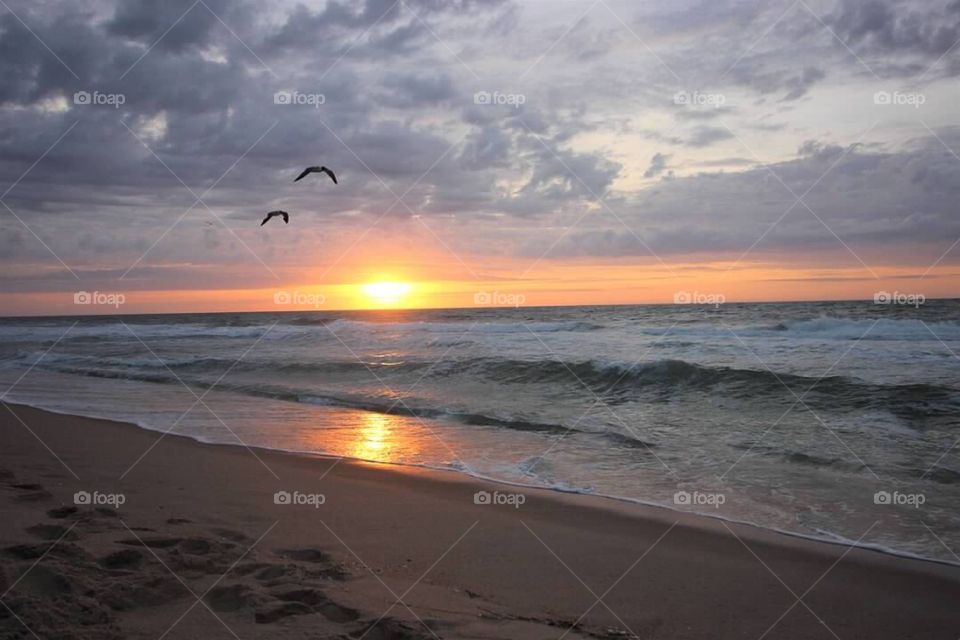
[1,0,959,314]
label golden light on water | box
[350,412,410,462]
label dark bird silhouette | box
[294,166,337,184]
[260,210,289,226]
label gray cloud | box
[529,131,960,261]
[643,152,671,178]
[0,0,958,302]
[685,126,735,147]
[827,0,960,60]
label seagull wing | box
[294,167,314,182]
[320,166,338,184]
[281,211,289,223]
[261,210,287,226]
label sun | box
[361,281,412,307]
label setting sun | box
[361,281,413,307]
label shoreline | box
[2,402,959,639]
[8,397,959,571]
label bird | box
[294,165,337,184]
[260,210,289,226]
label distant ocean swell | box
[2,315,959,345]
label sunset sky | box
[1,0,959,315]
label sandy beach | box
[0,403,956,639]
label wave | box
[4,314,957,349]
[773,316,960,340]
[14,350,842,394]
[0,323,302,343]
[25,349,960,416]
[454,357,809,391]
[325,318,603,334]
[24,362,582,437]
[0,317,603,347]
[20,352,433,376]
[444,357,959,415]
[634,315,960,342]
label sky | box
[1,0,959,315]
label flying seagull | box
[260,210,289,226]
[294,166,337,184]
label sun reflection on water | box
[349,412,416,462]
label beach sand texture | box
[1,403,958,639]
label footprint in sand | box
[10,483,43,491]
[16,565,73,596]
[273,548,348,580]
[46,506,78,519]
[4,542,86,561]
[116,537,182,549]
[233,561,296,584]
[9,482,53,502]
[25,523,79,541]
[209,527,249,542]
[178,538,213,555]
[206,582,360,624]
[99,548,145,570]
[275,547,332,563]
[272,588,361,623]
[351,617,438,640]
[254,601,315,624]
[205,583,268,612]
[100,574,189,611]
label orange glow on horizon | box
[360,281,413,308]
[2,258,958,316]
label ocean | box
[1,300,958,563]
